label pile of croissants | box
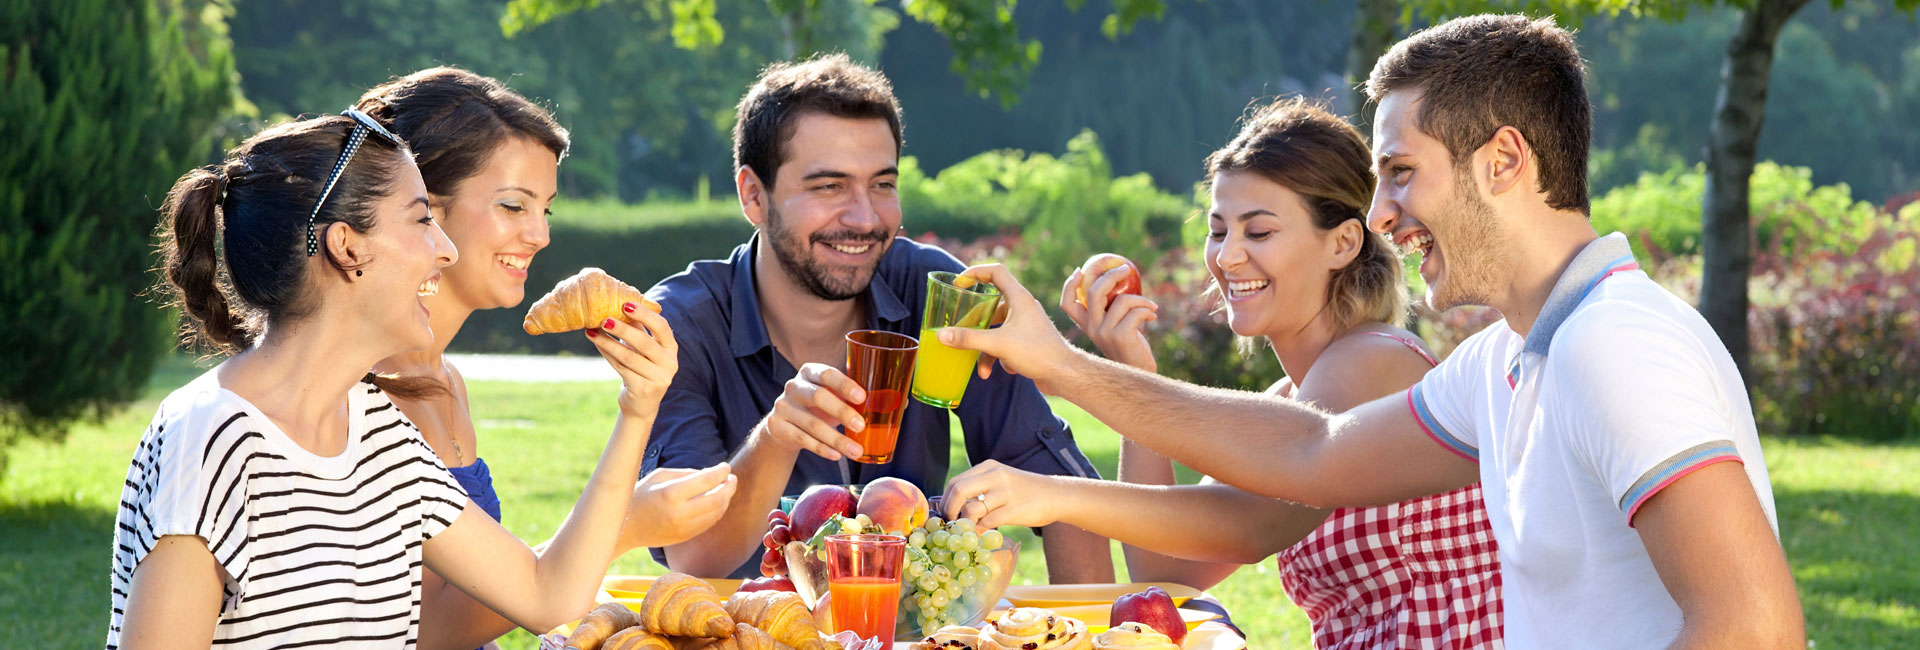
[907,608,1179,650]
[562,573,842,650]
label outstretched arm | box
[940,264,1475,508]
[424,308,685,630]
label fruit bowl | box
[784,538,1021,640]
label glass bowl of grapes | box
[779,513,1020,640]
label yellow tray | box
[1001,582,1201,608]
[599,575,743,600]
[987,604,1218,634]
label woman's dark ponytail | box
[159,163,252,354]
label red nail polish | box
[602,317,617,330]
[585,329,597,338]
[623,301,636,313]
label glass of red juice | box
[844,330,917,464]
[825,533,906,645]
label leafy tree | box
[885,0,1351,189]
[501,0,1178,105]
[230,0,868,200]
[1,0,238,465]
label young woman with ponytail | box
[352,67,737,650]
[941,99,1504,648]
[109,112,676,648]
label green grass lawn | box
[5,361,1917,648]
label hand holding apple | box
[1060,253,1159,371]
[1073,253,1143,309]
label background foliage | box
[0,0,239,467]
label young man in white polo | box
[936,14,1803,649]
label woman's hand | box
[940,460,1070,530]
[587,302,678,422]
[617,464,738,551]
[1060,266,1160,372]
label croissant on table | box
[723,591,837,650]
[638,572,736,638]
[707,623,798,650]
[523,267,661,335]
[603,626,676,650]
[978,608,1092,650]
[567,602,643,650]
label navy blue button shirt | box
[642,234,1099,578]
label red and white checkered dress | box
[1273,334,1503,649]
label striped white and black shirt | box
[107,370,469,649]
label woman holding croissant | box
[352,68,738,650]
[109,112,674,647]
[942,100,1502,648]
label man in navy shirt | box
[641,53,1114,581]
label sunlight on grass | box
[5,371,1916,649]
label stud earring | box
[355,270,363,277]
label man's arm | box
[938,263,1475,507]
[662,422,800,576]
[664,363,874,576]
[1636,463,1804,649]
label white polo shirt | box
[1407,233,1777,649]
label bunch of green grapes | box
[900,516,1007,633]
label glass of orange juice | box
[912,271,1002,409]
[844,330,917,464]
[825,533,907,644]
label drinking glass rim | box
[826,533,907,547]
[927,271,1001,297]
[846,329,919,351]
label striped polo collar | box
[1503,233,1640,390]
[1522,232,1641,357]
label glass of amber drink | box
[844,330,917,464]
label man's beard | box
[764,205,892,301]
[1426,171,1509,313]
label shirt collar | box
[1522,232,1640,356]
[726,233,915,358]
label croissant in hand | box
[523,267,661,335]
[724,591,835,650]
[638,572,736,638]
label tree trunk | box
[1347,0,1398,133]
[1700,0,1808,387]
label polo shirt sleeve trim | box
[1408,383,1478,463]
[1621,439,1744,526]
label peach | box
[855,477,929,535]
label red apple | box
[737,575,797,593]
[789,485,857,541]
[1110,586,1185,644]
[1075,253,1143,309]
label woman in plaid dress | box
[943,99,1502,649]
